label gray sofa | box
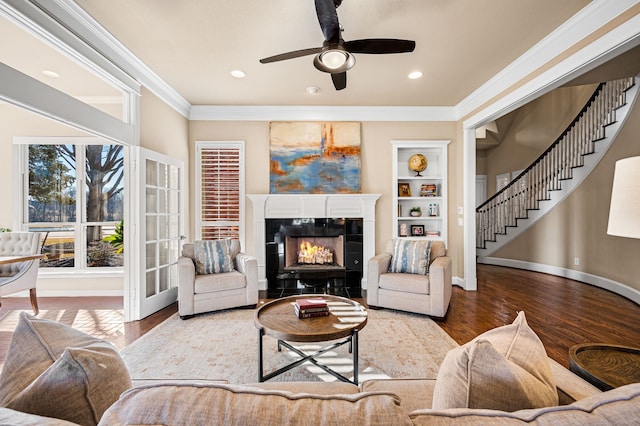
[2,312,640,425]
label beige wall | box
[140,87,189,157]
[188,120,461,276]
[491,92,640,293]
[482,84,597,197]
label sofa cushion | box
[250,381,359,395]
[98,383,413,426]
[360,379,437,415]
[410,382,640,425]
[388,239,431,275]
[379,272,430,295]
[0,407,79,425]
[0,312,132,426]
[432,311,557,412]
[194,270,247,293]
[194,239,235,274]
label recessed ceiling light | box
[42,70,60,78]
[306,86,320,94]
[408,71,423,80]
[230,70,246,79]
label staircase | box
[476,76,639,259]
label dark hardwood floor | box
[438,264,640,367]
[0,264,638,369]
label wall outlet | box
[574,257,580,266]
[457,206,464,215]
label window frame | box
[14,136,125,275]
[195,141,245,248]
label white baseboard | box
[453,276,467,289]
[477,257,640,305]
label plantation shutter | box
[196,142,244,241]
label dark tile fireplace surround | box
[265,218,363,298]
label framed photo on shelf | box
[398,182,412,197]
[411,225,425,236]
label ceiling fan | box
[259,0,416,90]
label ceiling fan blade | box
[331,72,347,90]
[259,47,323,64]
[344,38,416,54]
[315,0,341,43]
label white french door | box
[128,147,184,320]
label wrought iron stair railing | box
[476,77,635,249]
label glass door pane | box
[138,148,184,318]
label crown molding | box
[26,0,191,118]
[455,0,640,121]
[6,0,640,123]
[189,105,457,122]
[463,12,640,130]
[1,0,138,93]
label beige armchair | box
[0,232,43,315]
[177,239,258,319]
[367,239,452,318]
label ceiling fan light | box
[323,51,347,68]
[313,49,355,73]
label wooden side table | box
[568,343,640,391]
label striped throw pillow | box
[193,239,235,274]
[388,239,431,275]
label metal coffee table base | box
[258,328,359,384]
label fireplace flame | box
[298,241,333,265]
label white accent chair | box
[0,232,43,315]
[177,240,258,319]
[367,240,452,318]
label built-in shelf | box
[392,140,449,245]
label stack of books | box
[294,298,329,319]
[420,184,438,197]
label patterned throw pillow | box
[388,239,431,275]
[194,239,235,274]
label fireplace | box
[248,193,380,296]
[265,218,362,298]
[285,236,344,270]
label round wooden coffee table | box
[569,343,640,391]
[255,294,367,384]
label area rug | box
[121,308,458,384]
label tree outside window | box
[27,143,124,269]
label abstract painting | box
[269,122,361,194]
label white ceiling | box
[70,0,592,107]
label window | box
[196,142,244,242]
[21,140,124,270]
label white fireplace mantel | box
[247,194,381,291]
